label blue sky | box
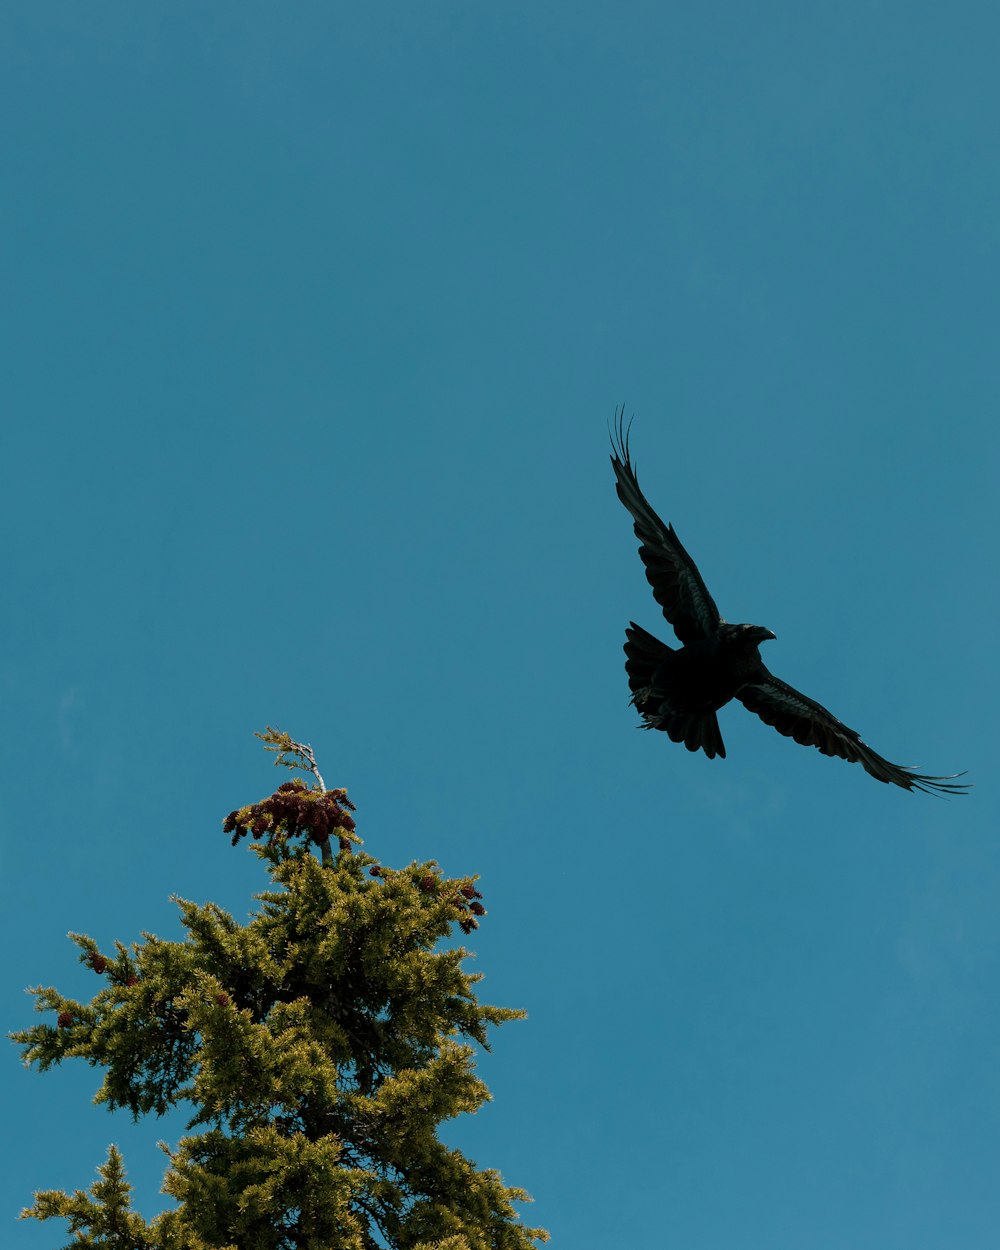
[3,4,998,1247]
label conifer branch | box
[256,726,327,792]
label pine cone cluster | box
[441,876,487,934]
[224,780,357,854]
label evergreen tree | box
[12,730,546,1250]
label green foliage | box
[13,746,547,1249]
[21,1145,154,1249]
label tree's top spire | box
[256,725,328,790]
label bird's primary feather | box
[610,412,722,645]
[736,673,969,795]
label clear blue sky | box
[3,4,998,1247]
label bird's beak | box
[762,629,777,642]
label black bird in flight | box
[611,416,968,795]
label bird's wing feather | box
[611,412,722,644]
[737,670,969,795]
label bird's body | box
[624,621,773,758]
[611,414,967,795]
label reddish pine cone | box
[419,875,438,893]
[88,954,108,974]
[126,976,140,988]
[215,992,230,1007]
[57,1011,74,1028]
[469,901,486,916]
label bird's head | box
[737,623,777,646]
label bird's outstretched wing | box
[737,671,970,795]
[611,412,722,644]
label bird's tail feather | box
[624,622,726,760]
[660,710,725,759]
